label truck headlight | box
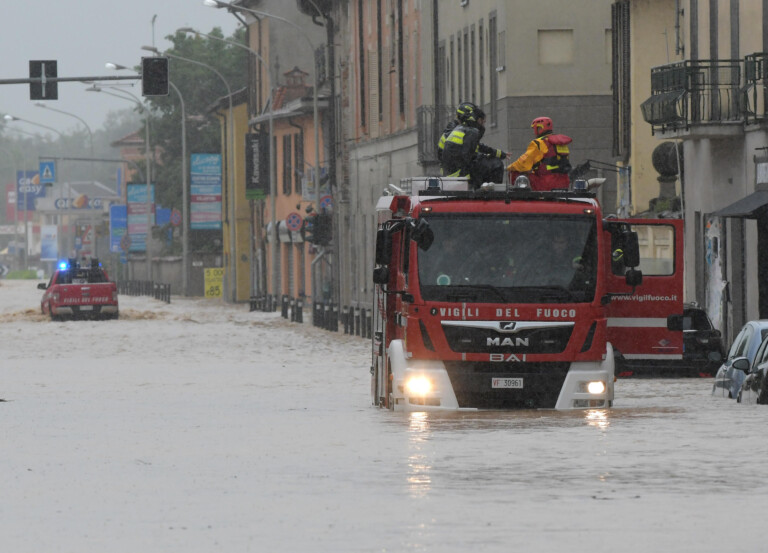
[405,376,432,396]
[587,381,606,394]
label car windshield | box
[417,213,597,303]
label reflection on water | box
[385,405,684,434]
[407,412,432,497]
[585,409,610,430]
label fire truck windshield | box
[417,214,597,303]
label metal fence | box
[249,293,372,339]
[117,280,172,304]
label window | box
[470,25,476,102]
[397,0,405,114]
[463,27,470,100]
[457,34,462,102]
[478,20,484,105]
[358,0,366,128]
[294,132,304,195]
[377,0,383,121]
[449,37,455,107]
[282,134,292,195]
[437,41,446,108]
[732,327,754,358]
[488,12,498,126]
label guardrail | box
[117,280,172,304]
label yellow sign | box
[204,268,226,298]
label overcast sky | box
[0,1,240,136]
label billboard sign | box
[110,204,127,253]
[127,184,155,252]
[190,153,222,230]
[16,170,44,212]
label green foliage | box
[5,269,39,279]
[145,27,248,217]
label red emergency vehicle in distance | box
[37,258,119,321]
[371,177,684,411]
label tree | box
[141,27,247,253]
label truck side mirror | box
[622,231,641,267]
[37,282,47,290]
[375,228,392,266]
[373,266,390,285]
[625,268,642,287]
[410,219,434,251]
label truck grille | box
[443,361,570,409]
[442,324,573,354]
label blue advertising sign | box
[110,204,127,253]
[190,153,222,230]
[16,171,44,211]
[127,184,155,252]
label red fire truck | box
[371,177,684,411]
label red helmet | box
[531,116,553,137]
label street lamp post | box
[85,85,154,281]
[142,45,237,302]
[4,114,64,268]
[176,27,277,299]
[168,80,189,296]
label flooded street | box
[1,280,764,552]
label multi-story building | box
[213,0,328,303]
[635,0,768,342]
[331,0,617,311]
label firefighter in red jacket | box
[507,116,573,191]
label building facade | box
[637,0,768,343]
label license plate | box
[79,305,93,311]
[492,377,523,389]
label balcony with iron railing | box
[641,59,744,136]
[416,105,455,166]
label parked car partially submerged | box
[734,334,768,403]
[712,320,768,399]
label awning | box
[712,189,768,219]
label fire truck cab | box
[371,177,683,411]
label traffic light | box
[142,57,169,96]
[301,213,332,245]
[29,60,58,100]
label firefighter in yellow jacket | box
[508,116,573,191]
[439,102,508,189]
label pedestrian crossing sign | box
[39,161,55,184]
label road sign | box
[320,195,333,211]
[39,161,55,184]
[285,211,303,232]
[0,264,9,277]
[170,208,182,227]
